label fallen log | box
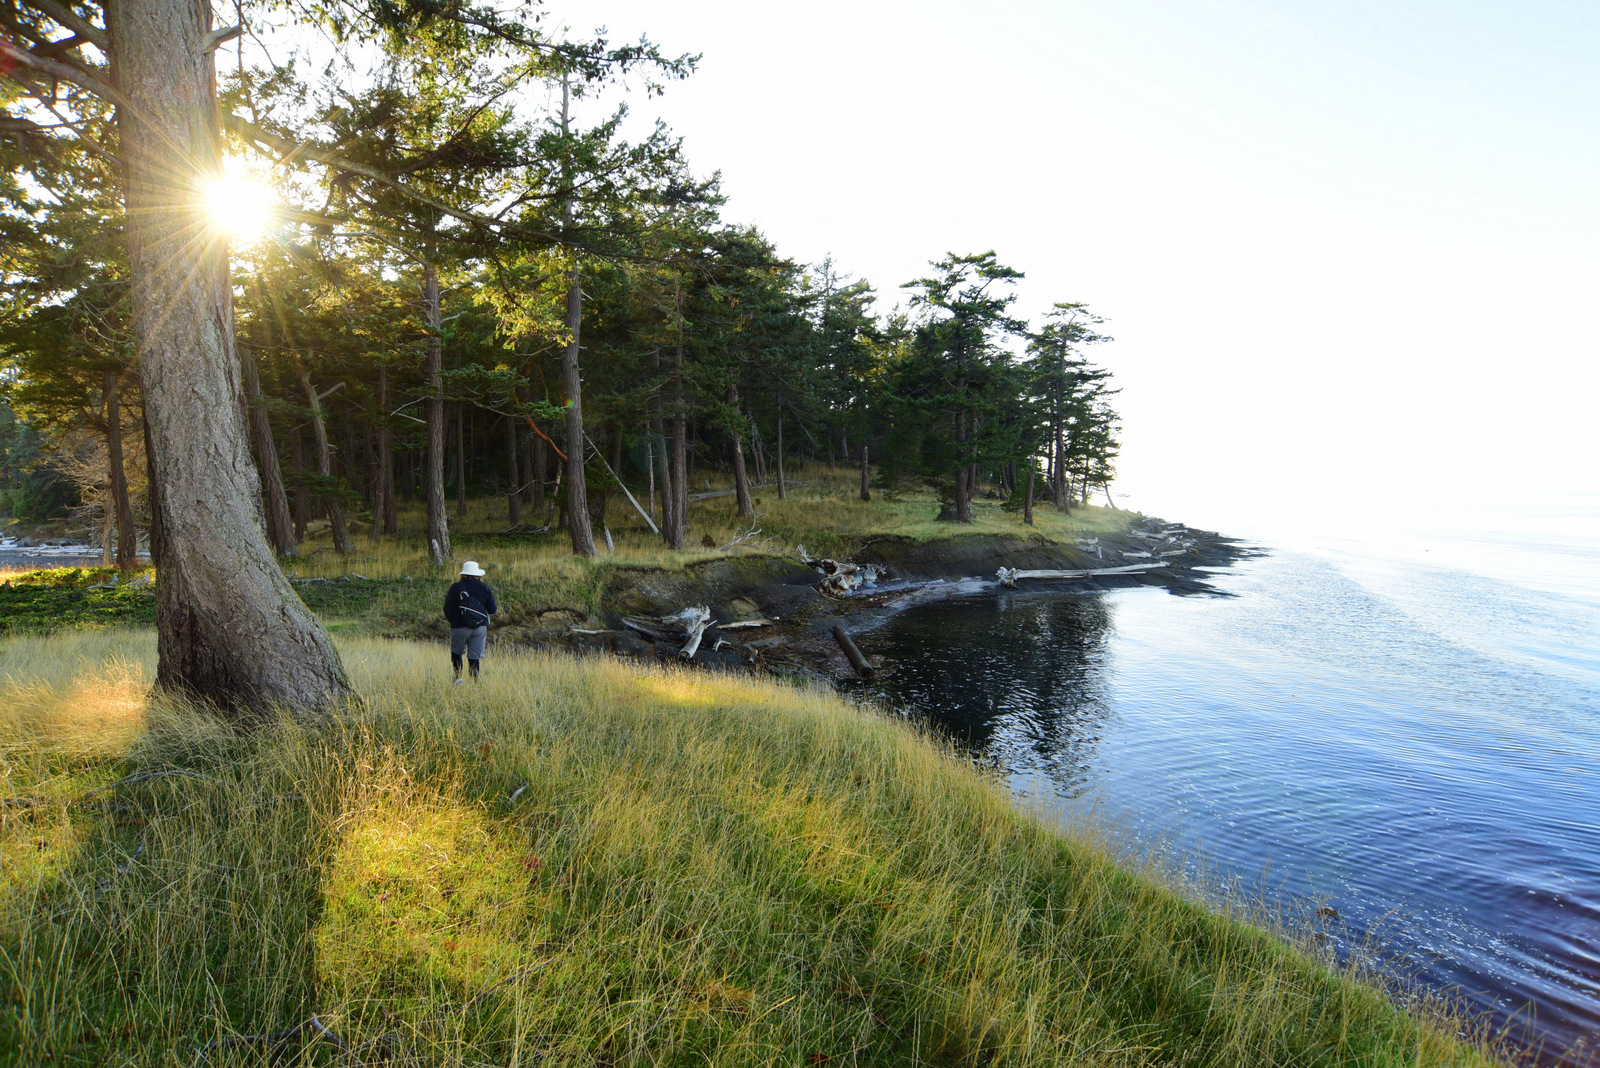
[677,607,712,658]
[832,625,875,679]
[996,562,1168,588]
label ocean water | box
[861,500,1600,1064]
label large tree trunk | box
[238,348,295,556]
[860,441,871,502]
[505,413,521,527]
[1024,465,1035,526]
[103,371,138,569]
[728,383,753,519]
[298,370,350,554]
[422,261,450,564]
[111,0,349,712]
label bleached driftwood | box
[718,618,776,630]
[995,562,1168,588]
[620,605,714,657]
[678,607,712,658]
[1121,550,1153,559]
[797,547,883,596]
[1157,549,1189,557]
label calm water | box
[861,506,1600,1064]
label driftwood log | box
[832,625,875,679]
[995,562,1168,588]
[798,548,884,596]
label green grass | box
[0,630,1502,1066]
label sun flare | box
[202,161,277,243]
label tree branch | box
[17,0,108,52]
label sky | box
[546,0,1600,539]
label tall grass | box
[0,629,1501,1066]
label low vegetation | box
[0,629,1500,1066]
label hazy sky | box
[549,1,1599,534]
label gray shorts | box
[449,625,487,659]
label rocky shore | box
[530,518,1258,684]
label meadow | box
[0,628,1503,1066]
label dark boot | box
[452,653,463,679]
[468,659,480,681]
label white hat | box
[459,561,487,577]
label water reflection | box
[865,589,1115,798]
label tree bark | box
[422,261,450,564]
[111,0,349,712]
[860,442,871,502]
[505,413,521,527]
[1024,465,1035,526]
[103,371,139,569]
[728,382,752,519]
[239,348,295,556]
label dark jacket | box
[444,577,497,628]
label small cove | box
[859,525,1600,1065]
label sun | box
[202,159,277,244]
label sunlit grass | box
[0,629,1503,1065]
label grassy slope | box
[0,631,1498,1066]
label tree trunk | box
[531,430,546,515]
[376,365,397,536]
[454,402,468,518]
[298,369,351,555]
[505,413,521,527]
[775,411,787,499]
[665,290,687,550]
[749,412,767,486]
[559,75,596,558]
[111,0,349,712]
[562,265,596,556]
[859,441,871,502]
[239,348,295,556]
[290,431,310,540]
[103,371,139,568]
[422,261,450,564]
[728,382,752,519]
[1024,466,1035,526]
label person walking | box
[445,561,496,683]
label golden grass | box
[0,629,1502,1066]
